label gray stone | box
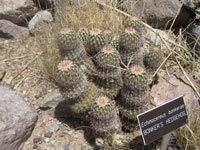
[33,137,40,143]
[0,0,37,24]
[64,139,70,150]
[48,123,59,133]
[33,144,38,149]
[120,0,191,28]
[28,10,53,34]
[186,21,200,56]
[0,86,38,150]
[39,89,63,109]
[81,145,87,150]
[44,132,53,138]
[0,20,29,39]
[151,73,200,122]
[183,0,200,11]
[145,29,170,52]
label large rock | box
[0,0,38,24]
[151,73,200,121]
[120,0,192,28]
[0,20,29,39]
[28,10,53,34]
[183,0,200,11]
[0,86,38,150]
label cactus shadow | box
[54,100,97,147]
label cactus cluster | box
[51,16,164,142]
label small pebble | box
[62,128,71,134]
[73,134,79,139]
[66,130,73,135]
[48,123,59,133]
[33,144,38,149]
[33,137,40,143]
[64,141,70,150]
[44,132,53,138]
[81,145,87,150]
[44,138,50,143]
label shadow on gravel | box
[54,101,96,147]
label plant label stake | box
[137,96,188,147]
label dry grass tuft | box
[176,109,200,150]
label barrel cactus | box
[119,27,141,51]
[90,96,121,137]
[124,16,143,30]
[104,29,113,43]
[117,65,150,131]
[144,45,164,73]
[57,28,80,55]
[78,27,88,42]
[88,28,106,55]
[119,27,143,65]
[95,45,122,98]
[54,59,98,121]
[111,35,120,50]
[68,82,99,121]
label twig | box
[175,57,200,98]
[168,3,183,33]
[13,76,27,90]
[127,55,133,69]
[153,51,173,78]
[3,55,33,62]
[10,53,42,83]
